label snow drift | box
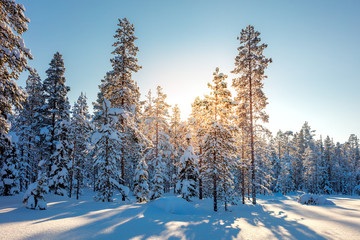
[298,193,335,205]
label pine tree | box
[272,131,295,194]
[178,133,198,201]
[150,156,164,200]
[49,120,71,196]
[323,136,334,194]
[202,68,237,211]
[169,105,182,193]
[189,96,210,200]
[293,122,315,191]
[100,18,142,198]
[146,86,171,198]
[232,25,271,205]
[134,156,149,203]
[0,0,32,137]
[15,70,45,190]
[92,99,128,202]
[69,93,91,199]
[42,52,71,195]
[0,140,19,195]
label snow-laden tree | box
[134,156,149,203]
[271,131,295,194]
[140,90,155,141]
[169,105,187,193]
[0,139,19,195]
[99,18,142,195]
[149,86,172,195]
[189,96,210,200]
[232,25,271,204]
[92,99,128,202]
[323,136,334,194]
[0,0,32,137]
[14,70,45,190]
[202,68,237,211]
[68,93,92,199]
[48,120,72,196]
[178,133,198,201]
[42,52,71,192]
[23,160,48,210]
[343,134,360,194]
[149,155,165,200]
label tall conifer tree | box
[232,25,271,204]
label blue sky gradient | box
[17,0,360,142]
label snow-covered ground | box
[1,190,360,240]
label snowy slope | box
[0,190,360,240]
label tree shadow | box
[26,200,327,240]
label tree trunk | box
[69,143,76,198]
[213,150,217,212]
[213,173,217,212]
[248,51,256,204]
[199,146,203,199]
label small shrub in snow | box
[298,193,335,205]
[178,145,198,201]
[134,157,149,203]
[353,185,360,196]
[23,175,48,210]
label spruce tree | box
[43,52,71,194]
[15,70,44,189]
[178,133,198,201]
[202,68,236,211]
[149,86,171,198]
[134,156,149,203]
[232,25,271,204]
[69,93,91,199]
[0,140,19,195]
[92,99,127,202]
[189,96,209,200]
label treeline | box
[1,1,359,212]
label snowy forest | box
[1,0,360,215]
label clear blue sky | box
[17,0,360,142]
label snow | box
[0,191,360,239]
[298,193,335,205]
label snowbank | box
[298,193,335,205]
[149,196,203,215]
